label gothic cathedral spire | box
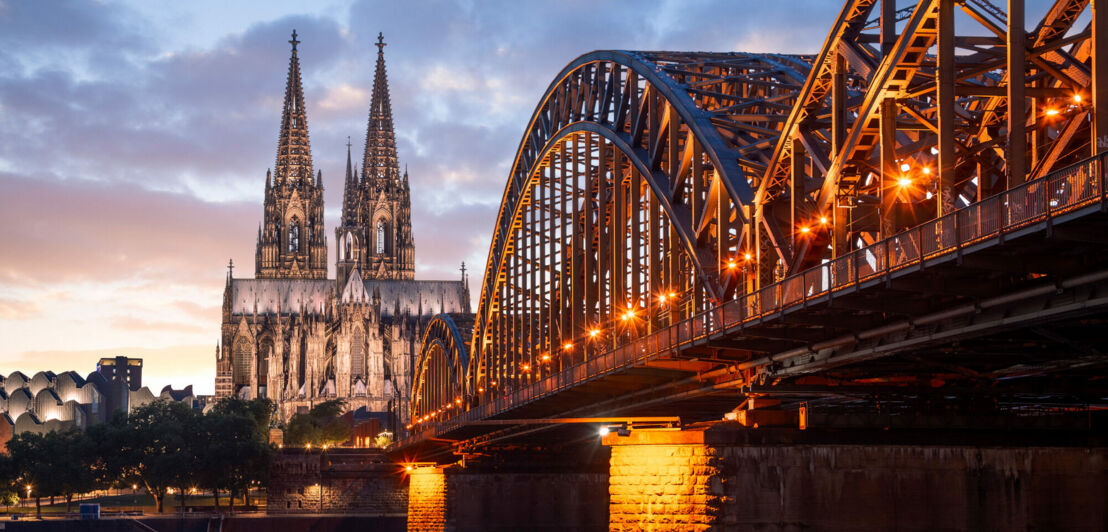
[363,32,399,183]
[256,30,328,280]
[337,32,415,284]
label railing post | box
[1100,154,1106,212]
[1046,171,1054,236]
[917,225,925,264]
[853,250,859,286]
[954,209,963,260]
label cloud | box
[7,0,1023,393]
[0,299,42,320]
[110,316,208,335]
[0,174,255,286]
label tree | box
[42,429,98,514]
[210,397,274,442]
[198,398,274,512]
[284,399,350,447]
[114,400,201,513]
[8,432,55,518]
[0,452,20,511]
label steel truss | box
[411,0,1108,431]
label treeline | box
[0,397,273,516]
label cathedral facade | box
[215,32,470,432]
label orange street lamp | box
[726,260,738,269]
[921,166,931,175]
[819,216,829,225]
[1044,107,1060,117]
[563,342,574,351]
[622,309,636,322]
[744,252,753,261]
[897,177,912,188]
[799,226,811,234]
[588,329,600,338]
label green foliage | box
[198,398,273,505]
[283,399,351,447]
[7,428,100,515]
[0,397,276,514]
[211,397,274,441]
[373,431,393,448]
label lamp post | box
[132,484,137,512]
[318,445,324,513]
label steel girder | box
[467,51,811,404]
[760,0,1097,276]
[419,0,1103,425]
[411,314,471,423]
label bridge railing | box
[413,153,1106,437]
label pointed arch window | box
[377,220,386,254]
[233,336,252,386]
[345,233,353,260]
[351,328,365,377]
[288,216,301,252]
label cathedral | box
[215,31,471,432]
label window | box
[288,216,301,252]
[376,220,385,254]
[345,234,352,260]
[233,337,252,386]
[351,329,365,376]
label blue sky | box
[0,0,1060,393]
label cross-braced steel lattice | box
[411,0,1108,429]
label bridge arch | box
[411,313,473,422]
[468,50,811,403]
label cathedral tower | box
[256,30,328,280]
[337,33,415,284]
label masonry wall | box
[267,449,407,515]
[604,428,1108,531]
[447,471,608,531]
[719,445,1108,531]
[607,432,723,530]
[407,466,446,532]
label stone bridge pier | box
[405,425,1106,531]
[602,425,1107,531]
[406,447,610,531]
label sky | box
[0,0,1060,394]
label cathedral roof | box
[338,268,469,317]
[229,278,333,315]
[362,279,468,317]
[230,274,469,318]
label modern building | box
[0,360,197,450]
[96,356,143,391]
[216,31,471,433]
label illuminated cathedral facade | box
[215,32,470,431]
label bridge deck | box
[406,155,1108,451]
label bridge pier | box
[603,425,1107,531]
[406,449,609,532]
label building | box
[217,31,470,433]
[0,362,197,450]
[96,356,143,391]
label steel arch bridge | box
[411,0,1108,446]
